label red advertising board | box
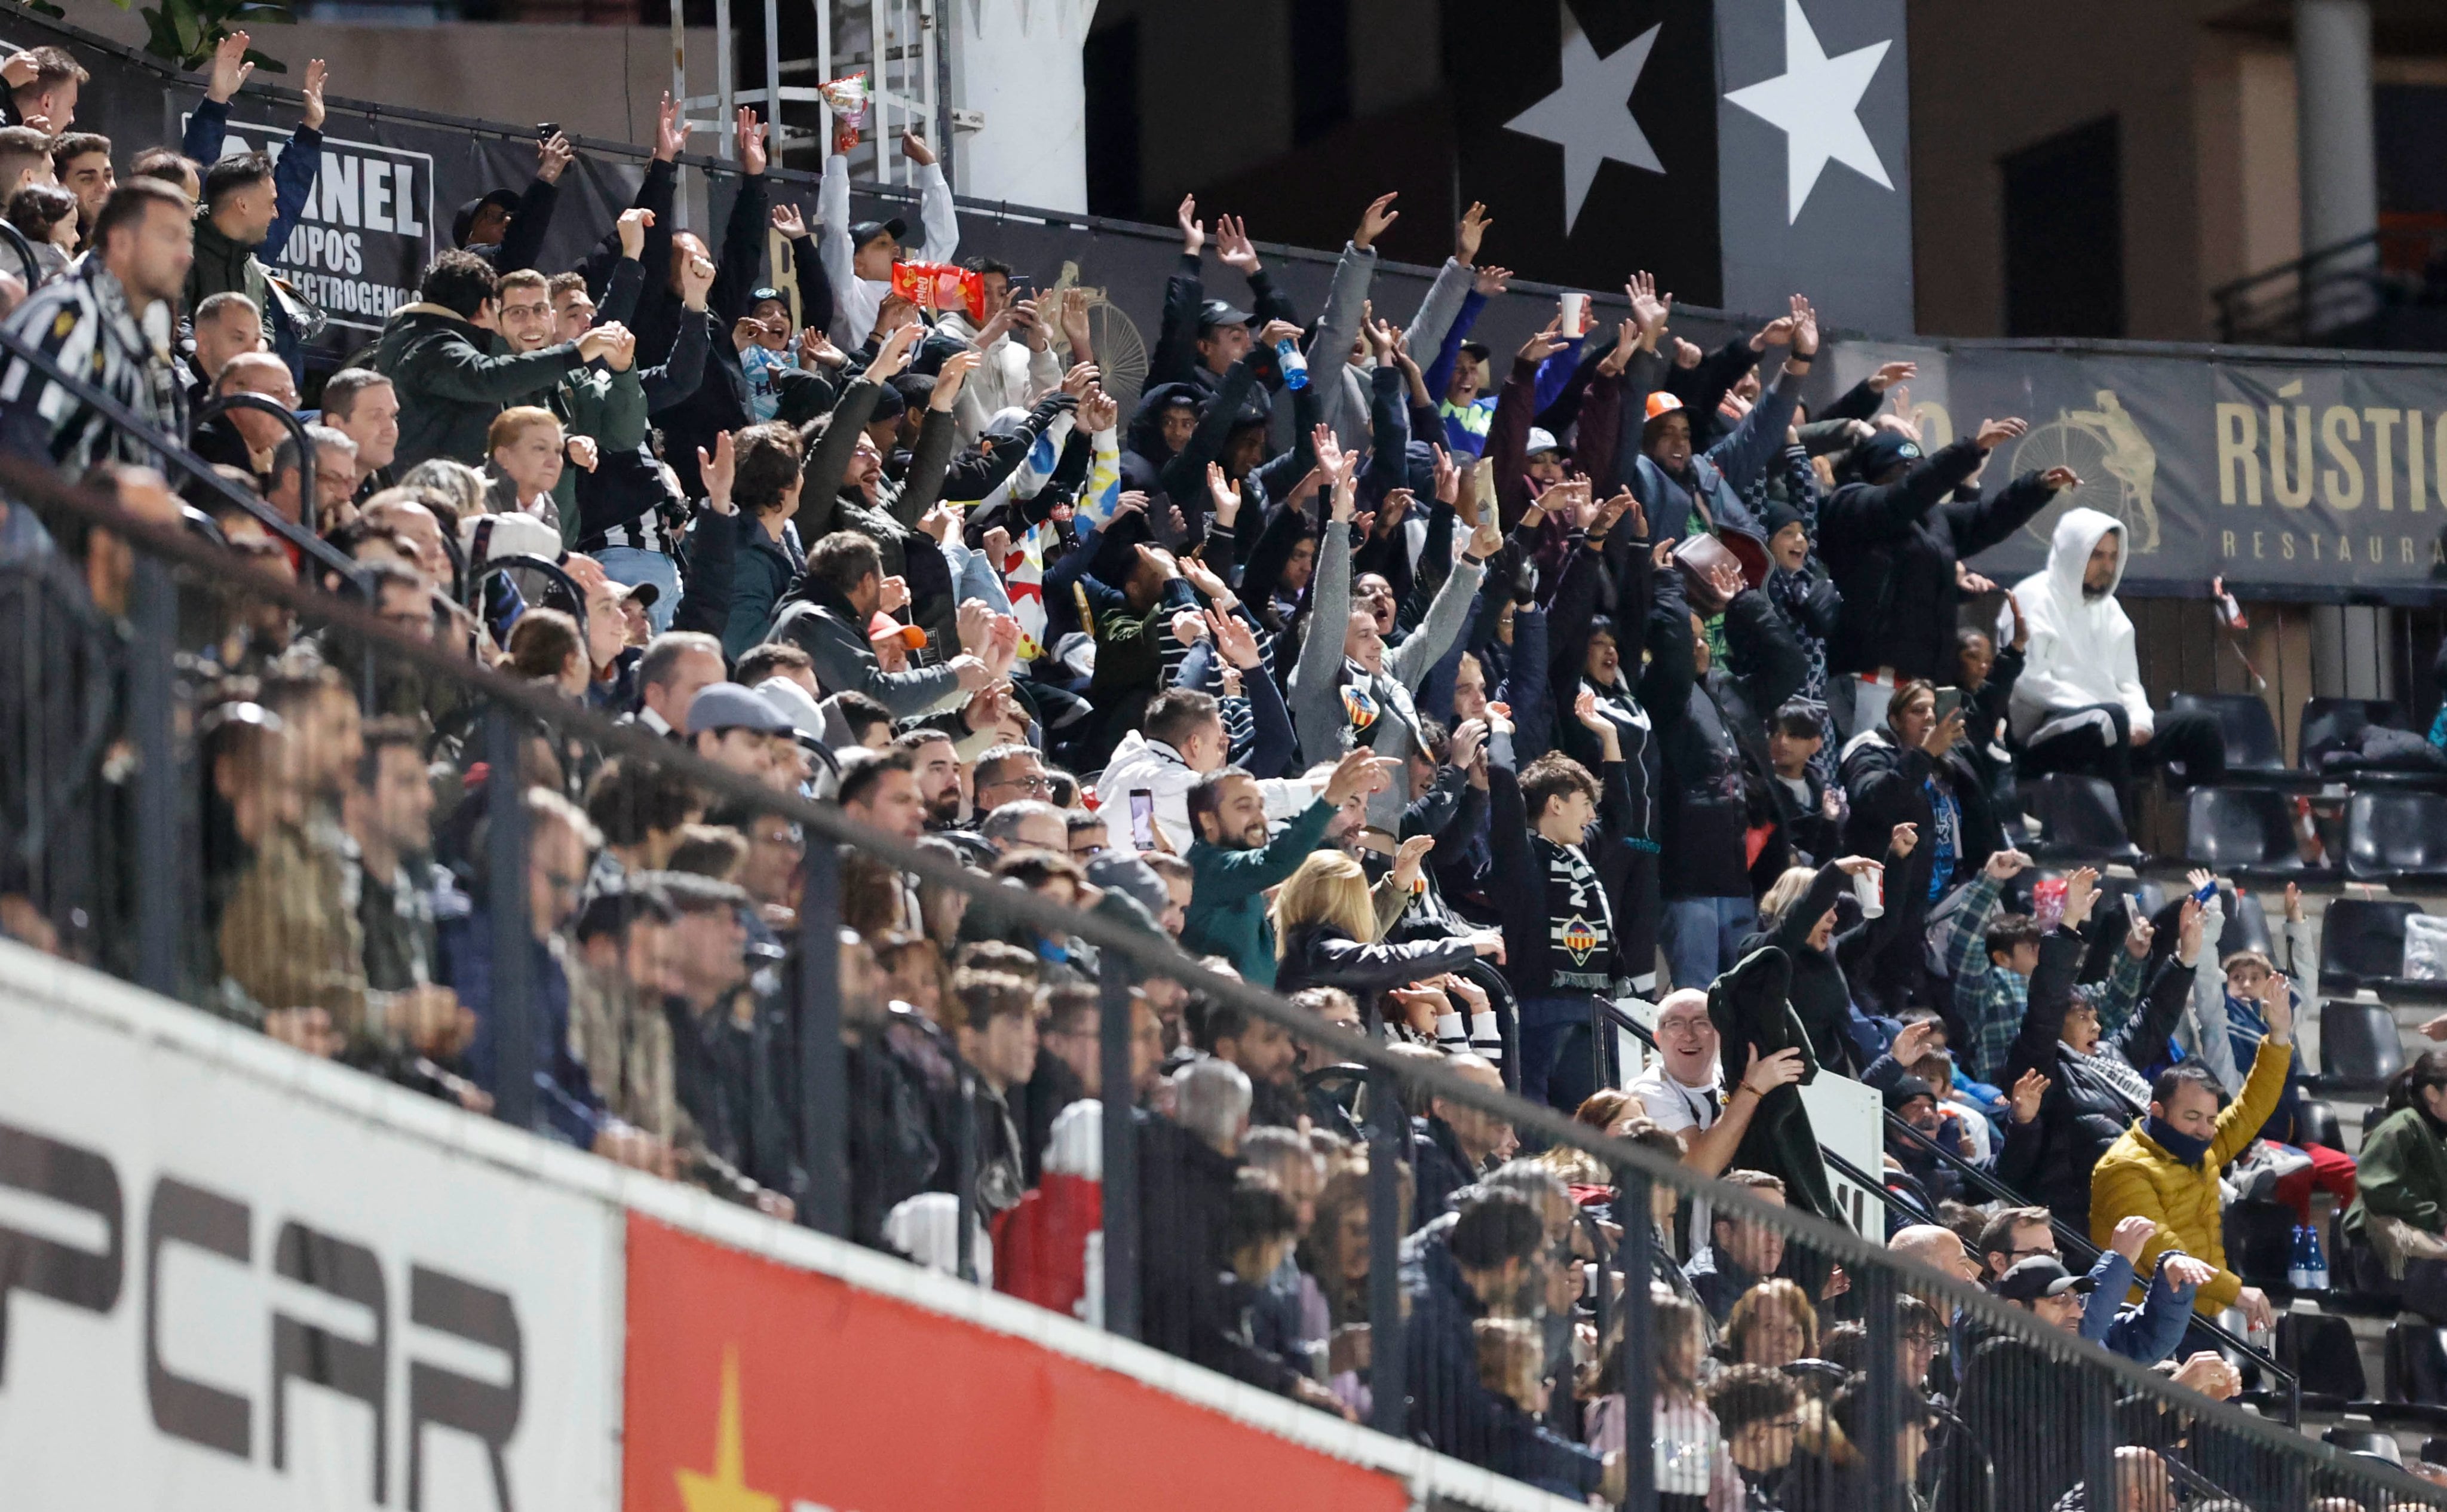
[623,1213,1413,1512]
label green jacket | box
[370,302,589,472]
[1180,798,1335,987]
[2345,1104,2447,1241]
[185,210,269,316]
[544,359,648,546]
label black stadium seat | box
[2318,999,2407,1093]
[2287,1314,2370,1402]
[2347,790,2447,884]
[2323,898,2427,989]
[2183,786,2308,878]
[2022,774,2142,864]
[2323,1426,2404,1464]
[2219,888,2273,959]
[2171,691,2294,782]
[2302,697,2403,772]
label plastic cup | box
[1559,291,1587,335]
[1853,864,1885,920]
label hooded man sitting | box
[2006,506,2226,802]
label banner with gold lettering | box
[1819,343,2447,601]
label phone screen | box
[1933,686,1964,722]
[1129,790,1155,851]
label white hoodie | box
[1095,731,1321,855]
[2007,506,2151,743]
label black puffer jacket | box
[1816,438,2056,682]
[1272,921,1483,1000]
[1120,381,1203,499]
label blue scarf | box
[2145,1115,2213,1167]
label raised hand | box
[1591,487,1638,538]
[2126,908,2156,959]
[1321,746,1390,808]
[1574,687,1609,733]
[1455,200,1491,264]
[565,434,599,472]
[1597,318,1640,377]
[1390,835,1436,892]
[1059,359,1101,398]
[1205,461,1243,527]
[1077,385,1120,434]
[1354,191,1400,250]
[1209,609,1261,670]
[597,324,637,372]
[799,326,845,369]
[956,598,993,655]
[1169,608,1209,648]
[1432,444,1461,506]
[1472,264,1513,298]
[931,348,982,408]
[1363,311,1400,362]
[1176,193,1204,256]
[771,203,807,238]
[1517,318,1566,365]
[2009,1067,2050,1124]
[1983,848,2034,881]
[206,30,254,103]
[1888,820,1920,858]
[1974,416,2029,450]
[1740,1045,1808,1097]
[866,320,924,382]
[1448,718,1489,773]
[301,59,330,134]
[2110,1214,2158,1262]
[537,128,575,184]
[617,206,654,260]
[1311,422,1349,488]
[1787,293,1819,360]
[2285,881,2305,924]
[655,91,686,162]
[698,430,736,514]
[678,253,716,309]
[1888,1017,1942,1068]
[981,525,1011,570]
[1214,213,1260,275]
[734,106,769,174]
[1627,271,1672,345]
[900,128,937,167]
[1706,558,1746,605]
[2062,866,2102,928]
[1868,360,1916,393]
[2039,466,2081,492]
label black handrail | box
[0,320,363,588]
[1592,996,2302,1424]
[191,392,317,535]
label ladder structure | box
[669,0,958,186]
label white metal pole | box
[763,0,783,143]
[817,0,834,153]
[871,0,891,183]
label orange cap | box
[1644,391,1686,423]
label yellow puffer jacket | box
[2089,1036,2292,1314]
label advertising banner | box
[620,1213,1413,1512]
[0,980,620,1511]
[1824,342,2447,600]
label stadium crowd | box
[0,29,2431,1511]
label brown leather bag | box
[1673,532,1759,614]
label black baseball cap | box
[1198,297,1255,330]
[747,286,786,307]
[850,216,911,251]
[1854,431,1924,482]
[451,189,522,248]
[1997,1255,2095,1304]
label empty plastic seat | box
[2390,1323,2447,1407]
[2322,898,2426,988]
[2320,999,2407,1094]
[2219,888,2273,959]
[2184,786,2306,877]
[2299,1098,2344,1152]
[2348,790,2447,883]
[2171,691,2291,780]
[2323,1426,2404,1465]
[2303,697,2403,772]
[2022,774,2142,864]
[2286,1313,2370,1401]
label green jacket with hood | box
[370,301,591,473]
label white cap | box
[1526,427,1562,457]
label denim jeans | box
[1659,895,1755,992]
[1516,995,1592,1112]
[594,545,680,635]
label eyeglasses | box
[989,772,1053,795]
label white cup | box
[1853,863,1885,920]
[1559,291,1587,335]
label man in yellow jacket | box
[2090,981,2293,1330]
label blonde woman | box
[1270,849,1501,998]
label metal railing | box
[4,449,2443,1511]
[2211,226,2447,348]
[1593,995,2308,1425]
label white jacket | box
[937,311,1062,447]
[817,153,962,347]
[2007,507,2151,741]
[1096,732,1320,854]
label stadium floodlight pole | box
[1097,950,1139,1339]
[484,710,535,1133]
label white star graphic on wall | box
[1724,0,1894,224]
[1502,10,1664,233]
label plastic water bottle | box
[2307,1222,2331,1292]
[2289,1224,2319,1292]
[1275,338,1310,390]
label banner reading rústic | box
[620,1213,1413,1512]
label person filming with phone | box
[2006,507,2227,810]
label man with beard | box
[2007,507,2226,805]
[891,728,966,829]
[1182,746,1384,986]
